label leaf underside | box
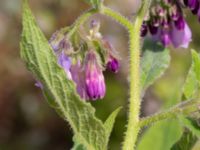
[141,39,170,92]
[137,119,183,150]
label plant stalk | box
[122,1,151,149]
[139,98,200,128]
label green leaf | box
[181,117,200,138]
[20,1,107,150]
[137,119,183,150]
[72,107,121,150]
[104,107,122,145]
[71,143,86,150]
[83,0,102,9]
[171,130,197,150]
[183,50,200,99]
[72,136,87,150]
[141,39,170,91]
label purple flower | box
[49,31,73,79]
[107,56,119,73]
[58,51,72,79]
[36,32,72,87]
[142,1,192,48]
[84,51,106,100]
[183,0,200,16]
[70,61,89,100]
[188,0,199,11]
[170,22,192,48]
[34,17,117,102]
[35,81,43,89]
[160,30,171,47]
[149,24,158,35]
[198,6,200,21]
[49,31,65,53]
[141,23,148,37]
[175,16,185,30]
[49,31,107,101]
[102,39,120,73]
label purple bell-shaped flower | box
[70,61,89,100]
[107,56,119,73]
[160,30,171,46]
[84,51,106,100]
[170,22,192,48]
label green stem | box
[101,2,151,149]
[122,25,140,150]
[101,6,133,30]
[122,1,151,150]
[101,6,140,149]
[67,8,97,37]
[139,98,200,128]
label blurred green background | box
[0,0,200,149]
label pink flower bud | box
[84,51,106,100]
[107,56,119,73]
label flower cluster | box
[48,21,120,101]
[141,0,192,48]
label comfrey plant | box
[20,0,200,149]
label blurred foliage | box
[172,130,197,150]
[0,0,200,150]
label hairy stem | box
[101,2,151,149]
[139,98,200,128]
[67,8,97,37]
[122,25,140,150]
[122,1,151,150]
[101,6,133,30]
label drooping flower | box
[107,56,119,73]
[102,39,120,73]
[84,50,106,100]
[49,31,73,79]
[141,0,193,48]
[36,20,119,101]
[58,51,72,79]
[70,61,89,100]
[35,32,72,89]
[160,30,171,46]
[175,16,185,30]
[183,0,200,14]
[49,31,65,53]
[170,22,192,48]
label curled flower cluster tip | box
[48,21,120,101]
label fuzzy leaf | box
[72,136,87,150]
[20,1,107,150]
[83,0,102,9]
[71,144,86,150]
[183,50,200,99]
[141,39,170,91]
[137,119,183,150]
[104,107,122,145]
[72,107,121,150]
[171,130,197,150]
